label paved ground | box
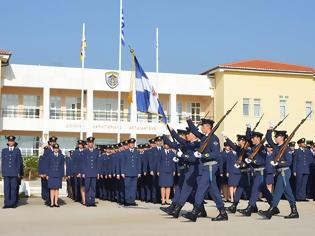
[0,198,314,236]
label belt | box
[253,167,265,172]
[203,161,218,166]
[277,167,290,186]
[240,168,251,173]
[276,167,289,173]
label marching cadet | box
[121,138,141,206]
[265,144,275,193]
[82,137,101,207]
[47,144,65,207]
[65,150,74,200]
[157,143,176,205]
[1,136,22,208]
[183,118,228,222]
[224,131,253,214]
[259,129,299,219]
[237,131,273,217]
[149,137,164,204]
[224,142,240,203]
[293,138,314,201]
[72,140,85,204]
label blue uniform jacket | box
[293,148,314,174]
[121,149,141,177]
[72,149,85,175]
[65,156,74,176]
[149,147,163,173]
[157,150,176,174]
[1,147,22,177]
[224,151,240,175]
[47,152,65,178]
[82,148,101,177]
[265,152,275,174]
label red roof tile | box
[203,59,315,74]
[0,49,12,55]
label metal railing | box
[49,109,86,120]
[0,108,41,119]
[93,110,130,122]
[137,113,170,123]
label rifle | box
[245,113,290,162]
[273,111,313,163]
[235,114,264,165]
[198,102,237,153]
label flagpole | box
[80,23,86,140]
[117,0,123,142]
[156,27,159,73]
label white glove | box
[269,121,275,129]
[246,122,251,129]
[221,131,227,139]
[173,157,179,163]
[245,158,252,164]
[270,161,278,166]
[234,163,240,169]
[177,149,183,157]
[194,151,202,158]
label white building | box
[0,62,214,155]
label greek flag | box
[121,9,125,46]
[135,56,167,123]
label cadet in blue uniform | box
[265,144,275,193]
[82,137,101,207]
[137,144,147,201]
[237,131,273,216]
[47,144,65,207]
[183,118,228,222]
[72,140,85,204]
[260,129,299,219]
[121,138,141,206]
[157,143,176,205]
[144,139,156,202]
[224,142,240,203]
[1,136,22,208]
[65,150,74,199]
[293,138,314,201]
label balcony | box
[93,110,130,122]
[49,108,86,120]
[137,113,171,123]
[0,108,41,119]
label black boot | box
[198,204,207,218]
[225,202,238,213]
[239,204,252,216]
[182,205,200,222]
[284,205,299,219]
[212,207,228,221]
[160,202,175,213]
[170,204,183,218]
[258,206,280,216]
[251,205,258,213]
[263,206,277,219]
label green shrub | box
[23,156,39,180]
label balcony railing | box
[137,113,170,123]
[0,108,41,118]
[93,110,130,122]
[49,109,86,120]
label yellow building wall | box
[214,70,315,142]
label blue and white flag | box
[121,9,125,46]
[135,56,167,123]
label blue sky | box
[1,0,315,74]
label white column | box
[170,93,177,124]
[86,89,93,137]
[43,87,50,140]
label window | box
[1,94,18,117]
[253,99,261,117]
[176,101,183,123]
[306,101,312,119]
[65,96,81,120]
[50,96,61,119]
[191,102,201,123]
[94,98,118,121]
[243,98,250,116]
[23,95,40,118]
[279,97,287,119]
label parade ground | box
[0,197,314,236]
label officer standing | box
[293,138,314,201]
[72,140,86,204]
[1,136,22,208]
[82,137,101,207]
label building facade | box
[0,61,213,155]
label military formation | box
[1,114,315,222]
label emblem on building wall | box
[105,71,119,89]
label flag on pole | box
[121,9,125,46]
[134,55,167,123]
[80,23,87,63]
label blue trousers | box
[41,177,50,202]
[249,171,273,207]
[124,176,138,204]
[296,173,309,200]
[3,177,18,207]
[172,169,187,204]
[194,165,224,209]
[234,171,252,203]
[272,169,296,207]
[119,178,125,203]
[85,177,96,206]
[151,175,159,202]
[178,167,197,206]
